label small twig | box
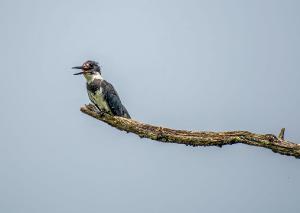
[278,128,285,140]
[80,104,300,159]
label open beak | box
[73,71,85,75]
[72,66,84,75]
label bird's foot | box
[86,104,98,112]
[97,110,105,117]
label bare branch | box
[80,104,300,159]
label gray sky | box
[0,0,300,212]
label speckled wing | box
[101,80,131,118]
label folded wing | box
[101,80,131,118]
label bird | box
[72,60,131,118]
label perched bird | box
[72,60,131,118]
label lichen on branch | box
[80,104,300,159]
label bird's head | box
[72,60,102,80]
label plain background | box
[0,0,299,212]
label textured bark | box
[80,104,300,159]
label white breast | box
[88,89,110,112]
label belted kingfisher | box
[72,60,131,118]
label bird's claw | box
[86,104,98,112]
[98,110,105,116]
